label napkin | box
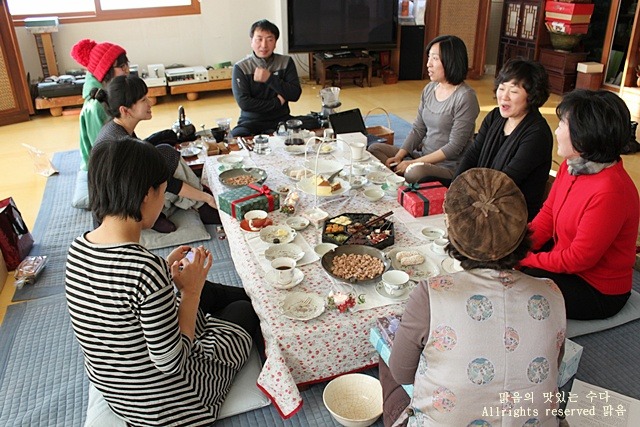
[331,280,409,312]
[245,231,319,273]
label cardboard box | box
[545,1,594,15]
[546,21,590,35]
[576,72,603,90]
[545,11,592,24]
[370,327,414,396]
[218,184,280,221]
[577,61,605,73]
[397,183,447,217]
[558,339,584,387]
[207,68,232,81]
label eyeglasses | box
[114,62,130,71]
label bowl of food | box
[321,244,390,284]
[322,373,383,427]
[286,216,309,231]
[219,168,267,187]
[322,213,394,249]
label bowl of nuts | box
[219,168,267,187]
[321,244,390,285]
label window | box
[8,0,200,25]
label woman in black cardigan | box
[455,59,553,220]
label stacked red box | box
[545,1,593,27]
[546,21,590,35]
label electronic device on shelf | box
[165,66,208,86]
[144,63,167,87]
[287,0,398,53]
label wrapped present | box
[397,182,447,217]
[369,327,414,397]
[558,339,583,387]
[376,314,402,347]
[218,183,280,221]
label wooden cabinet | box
[0,0,33,125]
[539,48,588,94]
[496,0,549,74]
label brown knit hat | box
[70,39,126,82]
[444,168,528,261]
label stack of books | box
[545,1,594,35]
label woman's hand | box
[395,159,416,175]
[204,192,217,209]
[385,155,402,169]
[167,245,191,266]
[170,246,212,297]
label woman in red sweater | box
[520,90,639,320]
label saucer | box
[266,268,304,290]
[240,218,273,232]
[281,291,325,320]
[375,280,413,301]
[441,257,463,273]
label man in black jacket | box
[231,19,302,137]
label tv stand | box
[312,52,372,87]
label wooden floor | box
[1,75,639,323]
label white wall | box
[15,0,289,81]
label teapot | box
[172,105,197,142]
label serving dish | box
[283,166,314,182]
[387,246,440,281]
[218,167,267,187]
[297,177,351,197]
[321,244,390,284]
[264,243,305,261]
[322,213,394,250]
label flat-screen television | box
[287,0,398,53]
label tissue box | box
[376,314,402,347]
[558,339,583,387]
[577,62,605,73]
[370,327,414,397]
[218,184,280,221]
[398,183,447,217]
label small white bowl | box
[286,216,310,231]
[421,226,446,241]
[349,176,368,189]
[363,188,384,202]
[323,373,383,427]
[314,242,337,257]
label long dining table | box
[203,136,448,418]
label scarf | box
[567,157,616,176]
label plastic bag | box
[22,144,58,177]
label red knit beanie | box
[70,39,126,82]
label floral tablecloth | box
[204,139,446,418]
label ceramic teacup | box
[351,163,367,175]
[382,270,410,296]
[385,174,405,190]
[349,141,367,161]
[244,210,268,231]
[431,238,449,255]
[271,257,296,285]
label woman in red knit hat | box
[71,39,129,172]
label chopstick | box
[242,137,254,151]
[345,211,394,240]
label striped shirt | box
[65,234,251,426]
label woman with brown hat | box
[380,168,566,426]
[71,39,130,172]
[520,90,639,320]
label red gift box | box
[397,182,447,217]
[545,1,594,15]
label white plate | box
[283,167,314,182]
[180,146,201,157]
[441,257,463,273]
[286,216,310,231]
[366,170,393,185]
[281,292,325,320]
[350,151,373,162]
[266,268,304,290]
[259,225,297,245]
[218,154,243,166]
[375,280,414,301]
[297,177,351,197]
[311,144,336,155]
[387,247,440,281]
[284,145,307,155]
[349,176,368,189]
[421,226,446,241]
[264,243,305,261]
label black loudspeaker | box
[399,25,425,80]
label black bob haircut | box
[556,89,630,163]
[495,59,550,109]
[425,35,469,86]
[105,75,148,118]
[250,19,279,40]
[88,136,171,223]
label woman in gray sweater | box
[369,35,480,185]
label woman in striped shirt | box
[65,137,258,426]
